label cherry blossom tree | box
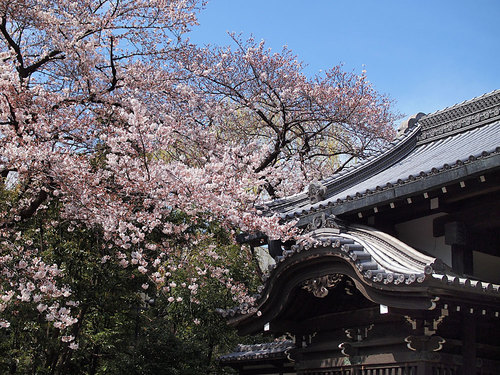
[0,0,397,369]
[0,207,255,374]
[181,34,397,197]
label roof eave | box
[289,152,500,226]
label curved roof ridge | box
[345,224,436,274]
[238,339,293,350]
[340,233,423,275]
[322,121,420,189]
[422,89,500,120]
[418,89,500,144]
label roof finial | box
[397,112,426,137]
[308,180,326,204]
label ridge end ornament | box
[305,212,340,233]
[308,180,327,204]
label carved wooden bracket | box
[405,335,445,352]
[338,342,357,357]
[302,274,343,298]
[405,307,448,337]
[344,324,374,342]
[404,307,448,352]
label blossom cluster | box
[0,0,396,348]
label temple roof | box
[265,89,500,223]
[223,225,500,335]
[223,90,500,335]
[219,339,294,364]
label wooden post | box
[416,361,431,375]
[268,239,283,258]
[461,313,476,375]
[445,221,472,275]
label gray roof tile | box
[219,339,294,362]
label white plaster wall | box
[394,213,452,267]
[473,251,500,283]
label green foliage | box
[0,201,255,374]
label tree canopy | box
[0,0,398,372]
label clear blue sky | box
[188,0,500,121]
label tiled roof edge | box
[283,145,500,220]
[219,339,294,362]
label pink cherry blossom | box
[0,0,396,344]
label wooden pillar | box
[416,361,432,375]
[461,313,476,375]
[445,221,472,275]
[450,244,473,275]
[268,239,283,258]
